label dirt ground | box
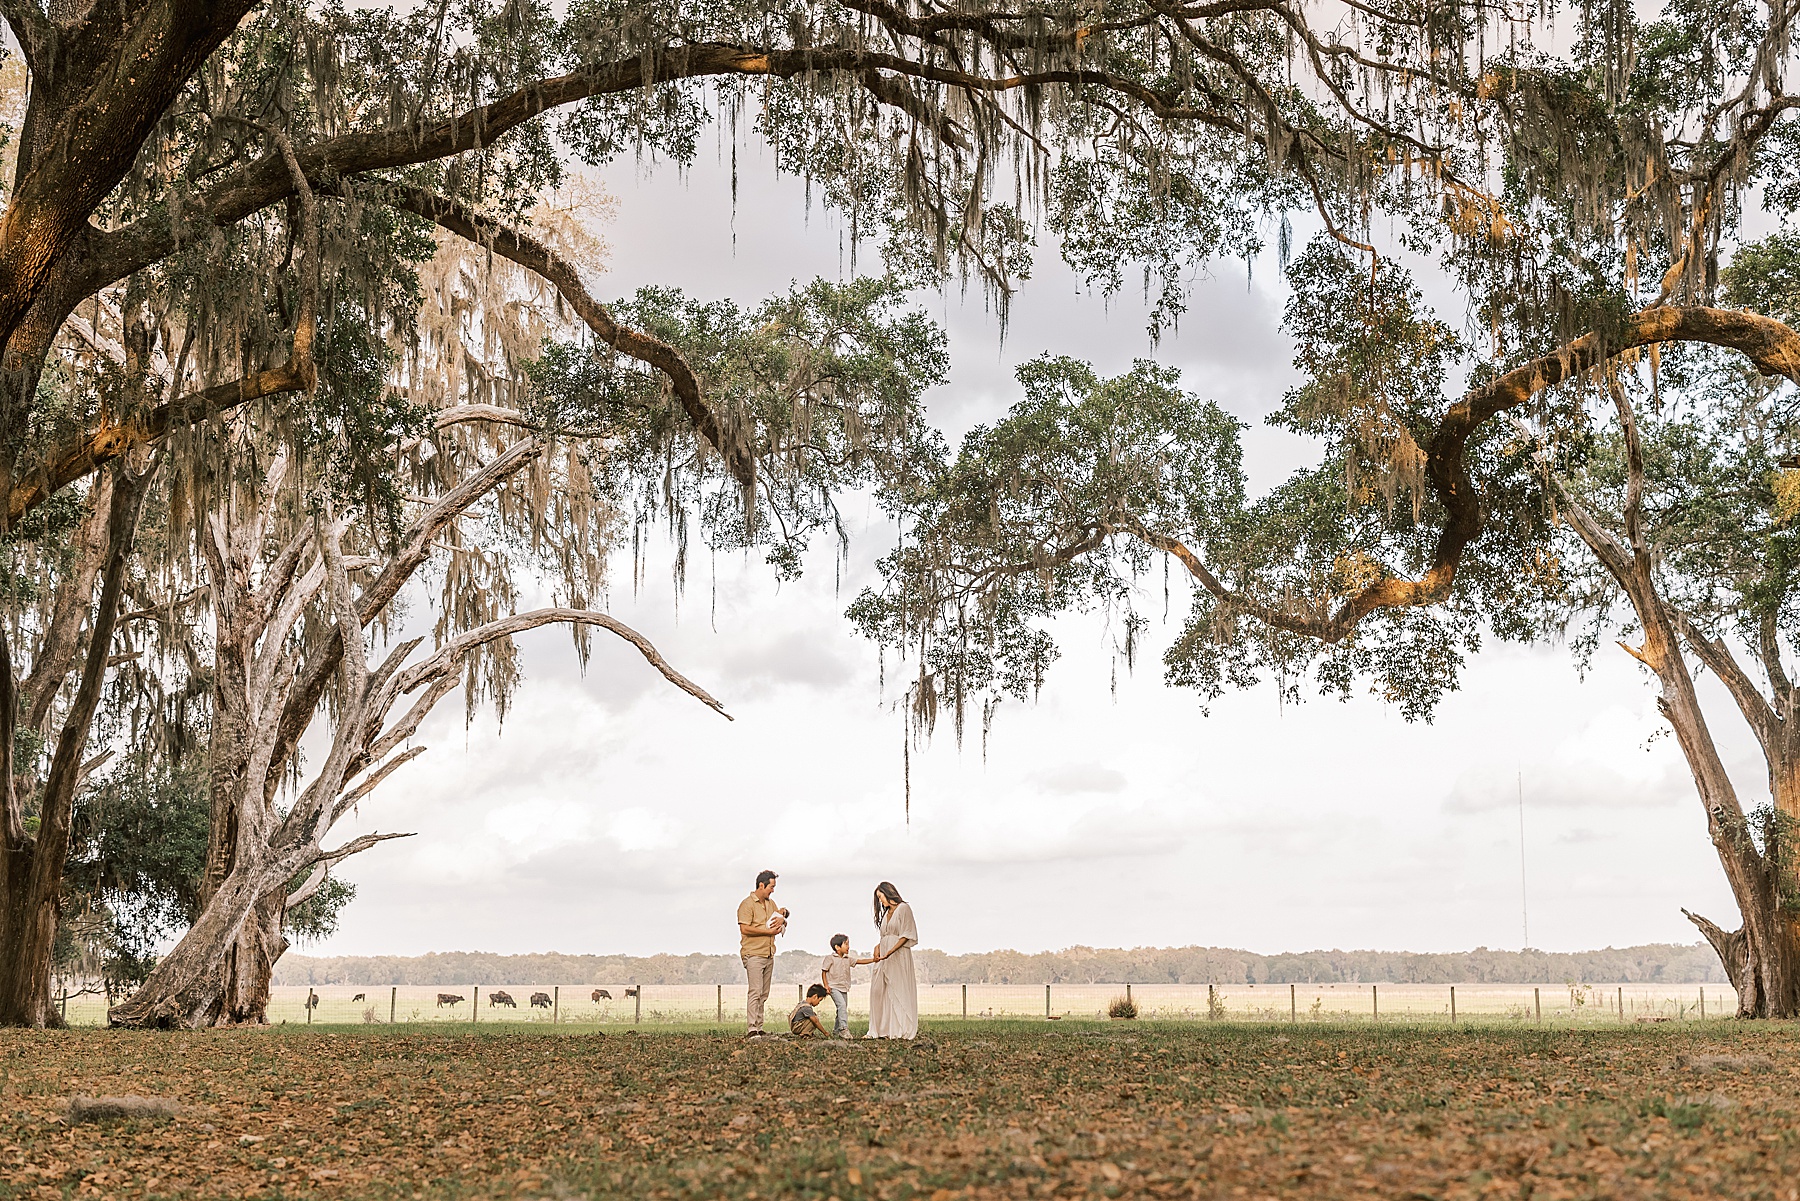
[2,1020,1797,1199]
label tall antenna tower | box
[1518,772,1530,949]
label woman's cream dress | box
[866,901,919,1039]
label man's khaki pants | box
[743,955,774,1031]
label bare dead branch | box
[329,746,427,826]
[392,607,731,719]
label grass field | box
[4,1019,1797,1199]
[49,981,1732,1027]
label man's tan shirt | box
[738,893,779,957]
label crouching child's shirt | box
[789,1001,821,1036]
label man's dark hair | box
[807,984,829,1000]
[830,933,849,950]
[755,869,778,887]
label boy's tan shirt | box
[821,953,852,990]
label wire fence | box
[52,980,1736,1027]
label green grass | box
[3,1020,1797,1198]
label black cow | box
[436,993,465,1008]
[530,992,552,1008]
[489,990,517,1008]
[351,993,366,1002]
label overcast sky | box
[315,126,1757,963]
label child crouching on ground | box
[790,985,831,1037]
[820,933,853,1037]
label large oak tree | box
[847,1,1800,1011]
[2,0,1789,1025]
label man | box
[736,869,787,1036]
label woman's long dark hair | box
[873,881,904,930]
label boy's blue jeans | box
[829,988,849,1035]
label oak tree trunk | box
[1647,618,1798,1017]
[0,466,147,1026]
[107,853,300,1028]
[0,829,60,1028]
[212,884,288,1026]
[1686,767,1800,1018]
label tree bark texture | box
[109,423,726,1027]
[1552,389,1800,1017]
[0,462,148,1026]
[105,847,306,1028]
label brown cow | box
[592,989,612,1002]
[436,993,465,1008]
[624,987,640,998]
[530,993,552,1008]
[489,990,517,1007]
[305,994,319,1009]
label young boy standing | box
[821,934,854,1037]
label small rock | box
[1678,1054,1775,1073]
[1669,1092,1738,1111]
[66,1095,180,1124]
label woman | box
[860,881,918,1039]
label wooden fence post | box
[1699,988,1706,1019]
[307,989,314,1024]
[1208,984,1216,1019]
[962,984,967,1018]
[473,986,480,1023]
[634,983,641,1024]
[717,984,723,1024]
[1372,984,1378,1022]
[1126,983,1133,1011]
[1045,984,1050,1018]
[1449,986,1456,1024]
[390,986,396,1024]
[1617,986,1624,1021]
[1290,984,1296,1023]
[1534,987,1541,1023]
[553,986,559,1025]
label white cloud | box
[1031,763,1128,795]
[1443,703,1688,812]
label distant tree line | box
[274,943,1727,987]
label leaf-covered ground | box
[3,1020,1798,1199]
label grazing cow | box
[530,992,552,1008]
[624,987,640,998]
[436,993,465,1008]
[351,993,365,1002]
[489,990,517,1008]
[592,989,612,1002]
[305,994,319,1010]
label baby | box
[819,933,853,1037]
[789,984,832,1037]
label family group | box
[735,870,920,1040]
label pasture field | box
[50,981,1736,1027]
[3,1019,1796,1200]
